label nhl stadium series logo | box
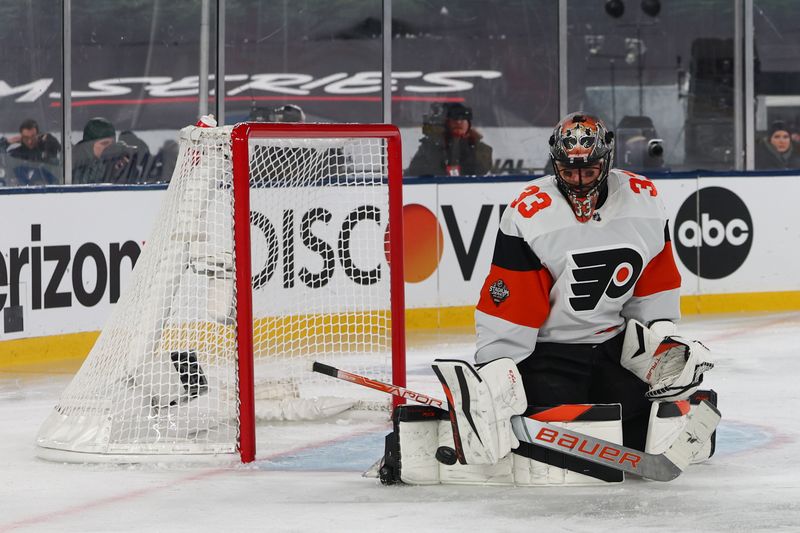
[489,279,510,305]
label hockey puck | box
[435,446,458,465]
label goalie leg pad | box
[645,400,689,455]
[512,404,624,485]
[383,404,624,486]
[395,405,443,485]
[645,390,718,463]
[380,404,515,485]
[688,389,717,462]
[437,421,515,485]
[432,358,527,465]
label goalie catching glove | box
[621,319,714,401]
[431,358,527,465]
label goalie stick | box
[312,361,721,482]
[312,362,444,408]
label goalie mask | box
[549,113,615,223]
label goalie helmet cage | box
[36,122,406,464]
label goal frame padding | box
[230,122,406,463]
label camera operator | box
[407,102,493,177]
[149,139,180,183]
[72,117,138,184]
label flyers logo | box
[567,247,644,311]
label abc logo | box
[674,187,753,279]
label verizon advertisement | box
[1,175,799,342]
[0,189,163,339]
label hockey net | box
[36,122,405,463]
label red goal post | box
[232,123,406,462]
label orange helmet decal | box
[550,113,614,165]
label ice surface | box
[1,312,799,532]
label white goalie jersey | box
[475,168,682,364]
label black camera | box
[101,140,136,161]
[422,103,448,137]
[101,141,139,180]
[616,116,665,170]
[648,138,664,158]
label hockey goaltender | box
[377,113,719,486]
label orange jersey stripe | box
[476,265,553,328]
[633,241,682,297]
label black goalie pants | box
[517,331,651,451]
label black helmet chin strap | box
[592,179,610,210]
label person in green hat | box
[72,117,136,184]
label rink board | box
[2,174,800,364]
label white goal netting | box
[36,124,403,462]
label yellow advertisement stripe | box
[0,331,98,371]
[679,291,800,315]
[0,313,392,369]
[4,290,800,369]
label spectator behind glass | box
[247,104,350,186]
[118,130,153,182]
[3,118,62,185]
[248,104,306,123]
[248,106,271,123]
[406,102,493,177]
[270,104,306,123]
[149,139,180,183]
[72,117,139,184]
[8,119,61,165]
[755,120,800,170]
